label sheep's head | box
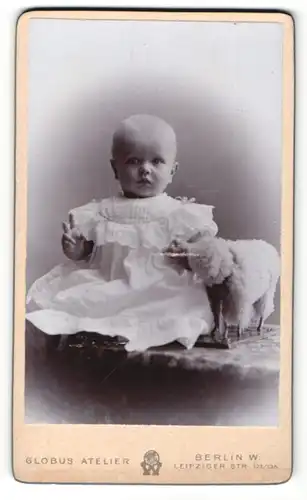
[187,235,234,285]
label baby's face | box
[111,126,178,198]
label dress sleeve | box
[68,199,100,241]
[171,202,218,242]
[186,203,218,237]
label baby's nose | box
[139,162,151,175]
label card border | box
[13,9,294,485]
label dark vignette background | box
[25,19,282,425]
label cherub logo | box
[140,450,162,476]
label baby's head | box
[110,114,178,198]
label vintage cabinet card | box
[13,9,294,484]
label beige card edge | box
[13,10,294,485]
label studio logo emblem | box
[140,450,162,476]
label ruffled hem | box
[26,309,211,352]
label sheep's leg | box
[207,287,221,342]
[257,316,263,333]
[211,328,218,342]
[213,296,230,347]
[254,286,276,334]
[210,312,219,341]
[210,299,222,341]
[221,319,230,347]
[236,304,252,339]
[237,325,243,339]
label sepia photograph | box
[24,15,284,428]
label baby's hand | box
[164,239,191,271]
[62,213,90,261]
[165,239,186,255]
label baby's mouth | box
[138,178,152,185]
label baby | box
[26,114,218,352]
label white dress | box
[26,193,218,352]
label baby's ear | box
[171,161,179,176]
[110,159,118,179]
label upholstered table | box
[25,324,280,426]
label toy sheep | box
[167,233,280,347]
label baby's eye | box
[125,157,141,166]
[152,157,164,166]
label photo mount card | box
[13,9,294,484]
